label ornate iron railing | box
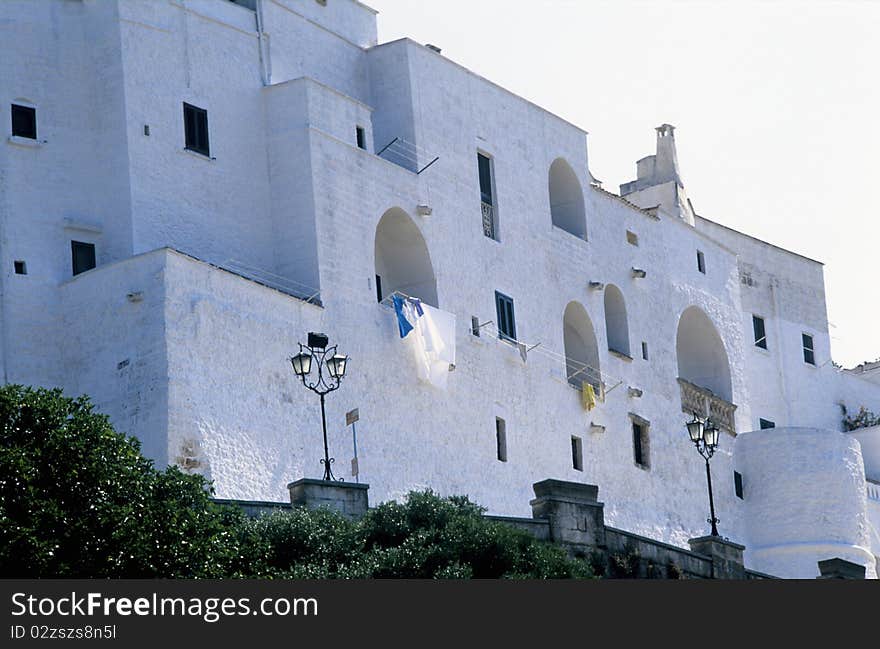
[678,377,737,434]
[481,201,496,239]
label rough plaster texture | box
[2,0,879,577]
[736,427,876,578]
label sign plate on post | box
[346,408,359,426]
[351,457,359,477]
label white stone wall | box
[3,0,880,576]
[736,427,876,578]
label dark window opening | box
[641,341,649,361]
[734,471,744,499]
[697,250,706,274]
[71,241,96,276]
[356,126,366,150]
[802,333,815,365]
[13,260,27,275]
[11,104,36,140]
[633,421,649,469]
[471,316,481,337]
[495,291,516,342]
[183,102,210,156]
[571,436,583,472]
[375,274,383,303]
[496,417,507,462]
[478,152,497,239]
[759,418,775,430]
[753,315,767,349]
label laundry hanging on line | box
[392,294,456,390]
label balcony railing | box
[868,480,880,503]
[678,377,737,435]
[481,201,496,239]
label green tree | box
[0,385,243,577]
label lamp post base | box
[288,478,370,520]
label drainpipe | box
[769,278,792,424]
[256,0,271,86]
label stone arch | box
[563,301,601,388]
[374,207,438,307]
[604,284,631,357]
[549,158,587,239]
[675,306,732,401]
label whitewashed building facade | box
[1,0,878,578]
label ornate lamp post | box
[290,332,349,481]
[686,412,721,537]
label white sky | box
[366,0,878,368]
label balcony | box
[678,377,737,435]
[481,201,496,240]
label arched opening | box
[604,285,630,357]
[374,207,438,307]
[675,306,732,401]
[549,158,587,239]
[563,301,601,390]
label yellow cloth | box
[581,382,596,411]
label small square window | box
[734,471,744,499]
[356,126,366,150]
[183,102,210,156]
[11,104,37,139]
[802,333,815,365]
[494,291,516,342]
[753,315,767,349]
[571,436,583,472]
[626,230,639,246]
[13,260,27,275]
[71,241,96,276]
[495,417,507,462]
[697,250,706,274]
[759,418,775,430]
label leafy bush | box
[842,405,880,432]
[0,385,243,578]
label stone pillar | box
[816,558,866,579]
[688,536,746,579]
[530,479,606,552]
[287,478,369,520]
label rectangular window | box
[759,418,775,430]
[632,420,649,469]
[471,316,481,337]
[571,436,583,472]
[697,250,706,274]
[13,260,27,275]
[11,104,36,139]
[478,152,497,239]
[375,274,383,303]
[71,241,96,276]
[356,126,366,150]
[183,102,210,156]
[494,291,516,342]
[641,342,649,361]
[753,315,767,349]
[734,471,744,499]
[495,417,507,462]
[802,333,815,365]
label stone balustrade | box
[678,377,737,434]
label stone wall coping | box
[287,478,370,491]
[213,498,292,508]
[688,535,746,551]
[531,479,600,503]
[605,526,712,563]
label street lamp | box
[686,412,721,537]
[290,332,349,481]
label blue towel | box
[392,294,414,338]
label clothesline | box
[381,290,625,391]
